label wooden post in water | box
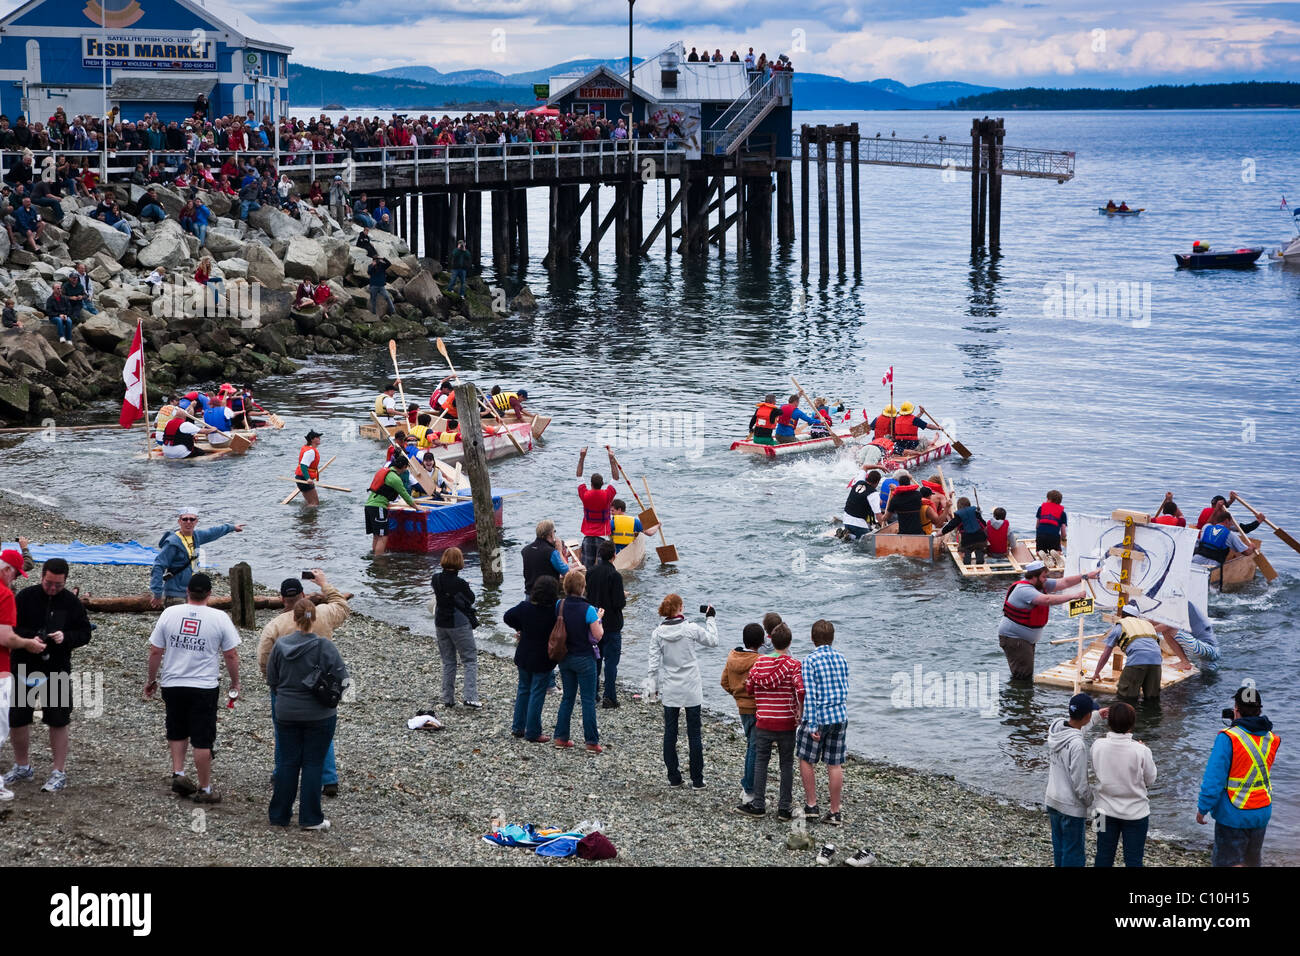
[453,383,502,587]
[504,188,517,271]
[970,118,983,251]
[800,125,809,279]
[816,126,829,279]
[421,194,436,263]
[545,186,558,269]
[465,192,481,271]
[614,182,629,261]
[590,183,600,266]
[850,127,861,274]
[513,188,528,271]
[718,175,727,259]
[988,117,1004,254]
[630,178,643,253]
[834,138,846,274]
[490,191,507,276]
[777,160,794,245]
[228,562,255,629]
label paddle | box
[916,405,971,459]
[606,447,660,531]
[790,375,843,447]
[642,476,678,563]
[1231,494,1300,556]
[370,411,440,499]
[388,339,410,423]
[275,476,351,492]
[1221,507,1278,583]
[281,453,337,504]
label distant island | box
[953,81,1300,110]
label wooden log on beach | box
[79,591,353,614]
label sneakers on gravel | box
[733,802,765,817]
[844,847,878,867]
[0,784,13,802]
[170,773,197,797]
[193,788,222,804]
[40,770,67,793]
[3,765,34,785]
[802,804,821,822]
[822,810,843,826]
[816,843,837,866]
[302,819,331,831]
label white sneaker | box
[844,847,877,867]
[740,788,755,804]
[41,770,67,792]
[302,819,331,831]
[816,843,837,866]
[0,784,14,802]
[3,765,34,785]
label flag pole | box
[139,319,151,456]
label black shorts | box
[9,671,73,728]
[1035,534,1062,554]
[365,504,390,536]
[161,685,219,749]
[295,480,315,492]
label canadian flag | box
[120,322,145,428]
[881,366,893,387]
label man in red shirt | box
[0,549,48,802]
[576,446,619,570]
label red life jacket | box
[893,414,919,441]
[1037,501,1065,530]
[369,467,399,500]
[870,436,895,455]
[777,403,798,427]
[297,445,320,481]
[1003,579,1050,629]
[1152,514,1181,526]
[872,416,893,440]
[753,402,778,429]
[985,521,1010,555]
[162,417,187,445]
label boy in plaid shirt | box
[798,620,850,824]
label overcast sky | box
[251,0,1300,86]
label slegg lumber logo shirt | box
[149,605,240,689]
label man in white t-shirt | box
[144,573,240,803]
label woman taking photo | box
[648,594,718,789]
[431,547,480,708]
[552,569,604,753]
[504,576,559,742]
[266,597,349,831]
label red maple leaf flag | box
[881,366,893,387]
[120,322,144,428]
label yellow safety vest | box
[492,391,518,413]
[410,424,430,448]
[611,513,636,548]
[1115,617,1157,652]
[374,394,390,417]
[178,534,197,571]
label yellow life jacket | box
[1115,617,1157,652]
[155,405,176,433]
[374,394,390,417]
[178,534,197,571]
[410,424,430,447]
[492,391,518,413]
[611,513,636,548]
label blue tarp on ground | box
[1,540,162,566]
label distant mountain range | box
[953,81,1300,109]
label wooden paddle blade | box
[848,421,871,438]
[1273,527,1300,555]
[638,507,659,529]
[1255,551,1279,582]
[953,440,973,459]
[388,338,398,358]
[656,544,679,564]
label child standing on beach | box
[797,620,850,824]
[721,623,764,804]
[1045,693,1105,866]
[738,623,804,819]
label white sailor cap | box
[178,506,199,519]
[1023,560,1047,574]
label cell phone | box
[301,571,315,580]
[700,605,709,614]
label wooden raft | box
[1035,633,1199,693]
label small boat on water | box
[944,539,1065,578]
[1272,234,1300,263]
[1098,207,1144,217]
[1175,246,1263,269]
[1206,539,1262,592]
[385,494,504,554]
[731,426,953,473]
[360,419,534,464]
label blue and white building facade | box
[0,0,290,124]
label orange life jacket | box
[296,445,320,481]
[893,414,919,441]
[753,402,778,430]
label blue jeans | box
[369,287,395,316]
[354,212,376,228]
[81,298,98,315]
[1094,814,1149,867]
[271,691,337,786]
[512,666,554,740]
[269,715,336,827]
[597,630,622,702]
[740,712,758,793]
[34,197,63,219]
[192,222,208,245]
[48,315,72,339]
[109,220,131,236]
[449,269,467,296]
[239,199,261,220]
[554,653,598,744]
[140,203,167,222]
[663,705,703,787]
[1049,807,1087,866]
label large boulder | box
[137,220,190,270]
[319,237,352,279]
[203,228,244,258]
[129,184,184,218]
[0,379,30,418]
[92,251,124,276]
[0,328,61,373]
[78,313,135,351]
[401,269,443,315]
[248,205,309,240]
[0,229,10,264]
[14,275,53,307]
[364,228,409,258]
[509,284,538,313]
[216,257,248,280]
[96,288,133,311]
[283,235,329,281]
[68,215,130,261]
[197,189,232,218]
[241,241,284,289]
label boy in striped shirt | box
[798,620,850,824]
[738,623,804,819]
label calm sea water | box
[3,109,1297,860]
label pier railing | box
[790,131,1075,182]
[3,138,688,193]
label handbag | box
[302,639,345,708]
[547,599,568,662]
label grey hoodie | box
[1045,716,1093,817]
[648,616,719,708]
[265,629,350,722]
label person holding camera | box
[266,597,349,832]
[259,571,351,798]
[430,547,480,709]
[1197,683,1280,867]
[647,594,719,789]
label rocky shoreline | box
[0,182,537,425]
[0,491,1207,866]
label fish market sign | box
[83,32,217,71]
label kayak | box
[1175,248,1263,269]
[1098,207,1143,216]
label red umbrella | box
[527,106,559,116]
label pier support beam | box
[850,128,861,275]
[491,190,508,276]
[816,126,829,279]
[454,382,502,588]
[834,139,846,274]
[777,161,794,245]
[988,118,1004,254]
[512,188,529,271]
[465,192,481,271]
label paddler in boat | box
[889,402,935,452]
[294,430,324,507]
[808,397,836,439]
[880,471,941,535]
[410,413,435,449]
[374,383,401,427]
[867,405,897,441]
[1153,603,1220,667]
[385,430,420,465]
[1118,201,1130,212]
[1151,493,1186,527]
[940,496,988,566]
[773,394,820,444]
[365,454,419,556]
[1106,200,1118,212]
[998,561,1101,681]
[157,412,220,459]
[227,385,266,429]
[1190,520,1256,570]
[609,499,645,554]
[838,470,882,540]
[1194,492,1263,533]
[201,394,236,447]
[748,394,780,445]
[415,451,453,498]
[177,389,211,415]
[489,385,530,422]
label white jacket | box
[1090,732,1157,821]
[647,616,719,708]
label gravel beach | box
[0,491,1207,866]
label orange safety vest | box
[893,414,919,441]
[872,415,894,440]
[1221,726,1280,810]
[296,444,320,481]
[753,402,778,430]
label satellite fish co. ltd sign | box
[83,32,217,71]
